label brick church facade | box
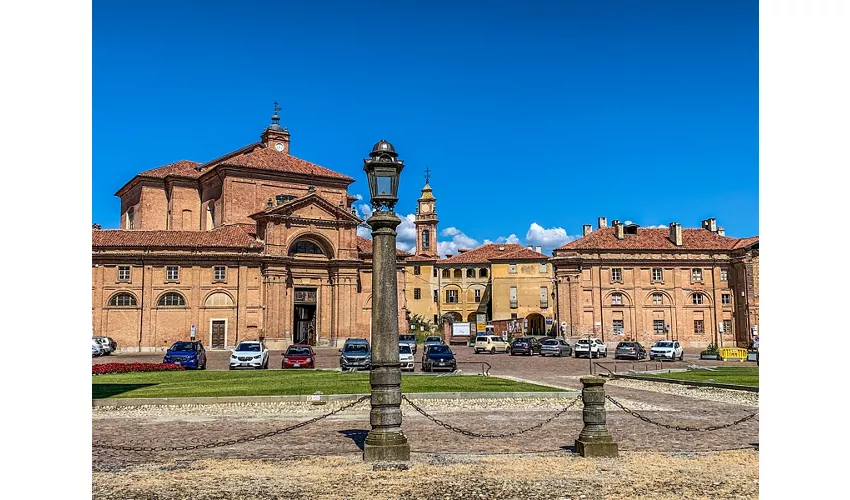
[92,109,408,351]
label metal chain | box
[606,395,758,432]
[92,395,370,452]
[402,394,582,438]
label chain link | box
[402,394,582,438]
[605,395,758,432]
[92,395,370,453]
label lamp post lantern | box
[362,139,410,462]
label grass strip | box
[639,366,759,387]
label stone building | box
[550,217,759,348]
[92,109,409,351]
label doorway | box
[293,288,317,345]
[211,320,226,349]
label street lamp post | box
[362,139,410,462]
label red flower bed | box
[92,363,185,375]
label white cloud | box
[483,234,521,246]
[525,223,577,254]
[353,193,363,200]
[437,228,480,257]
[440,227,461,237]
[396,213,418,252]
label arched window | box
[479,268,488,278]
[158,292,186,307]
[442,269,450,278]
[109,292,137,307]
[205,292,234,307]
[453,269,462,279]
[466,268,475,278]
[422,229,430,249]
[288,240,325,256]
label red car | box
[282,344,315,369]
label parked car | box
[574,338,607,358]
[92,336,117,355]
[399,334,418,355]
[474,335,510,354]
[614,341,647,360]
[539,338,572,357]
[422,344,456,372]
[92,341,103,357]
[163,341,207,369]
[650,340,684,361]
[399,344,415,372]
[282,344,315,369]
[229,340,269,369]
[339,338,371,371]
[423,336,444,349]
[510,337,541,356]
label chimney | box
[717,227,725,236]
[445,253,452,259]
[582,224,592,237]
[92,223,101,230]
[535,246,542,253]
[598,217,607,229]
[458,248,470,254]
[613,220,624,240]
[527,245,533,250]
[668,222,683,246]
[498,245,505,251]
[701,218,717,232]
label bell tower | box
[414,168,439,257]
[260,101,291,154]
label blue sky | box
[93,0,758,255]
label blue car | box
[163,341,207,370]
[421,344,457,372]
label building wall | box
[490,260,554,333]
[403,262,439,325]
[222,174,350,226]
[168,182,202,230]
[437,264,490,325]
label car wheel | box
[490,347,495,354]
[603,351,607,358]
[679,352,684,361]
[229,366,234,370]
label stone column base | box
[363,431,410,462]
[575,439,618,458]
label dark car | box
[614,341,647,360]
[539,338,572,357]
[422,344,456,372]
[339,338,371,371]
[163,341,206,370]
[282,344,315,369]
[510,337,541,356]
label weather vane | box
[424,166,431,184]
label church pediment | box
[249,192,362,225]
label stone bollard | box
[575,376,618,457]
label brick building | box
[92,108,409,351]
[550,217,759,348]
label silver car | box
[539,338,572,357]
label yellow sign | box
[476,314,487,334]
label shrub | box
[92,363,185,376]
[700,343,720,356]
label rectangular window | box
[433,267,437,277]
[510,286,518,309]
[118,266,130,281]
[723,320,733,335]
[692,293,704,305]
[613,319,624,334]
[213,266,226,281]
[127,207,134,230]
[611,268,622,282]
[720,269,728,281]
[652,293,662,305]
[474,289,481,303]
[653,320,665,335]
[722,293,731,305]
[433,290,438,303]
[611,293,622,305]
[509,264,517,274]
[692,268,703,282]
[434,314,439,324]
[414,288,421,300]
[539,263,547,273]
[540,286,549,308]
[166,266,179,281]
[511,313,518,320]
[413,265,421,275]
[446,289,458,303]
[652,268,663,281]
[694,320,705,334]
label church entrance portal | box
[294,288,317,345]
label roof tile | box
[555,227,756,251]
[138,160,202,179]
[208,146,354,182]
[92,225,262,250]
[441,244,528,264]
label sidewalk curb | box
[610,373,759,393]
[92,390,579,408]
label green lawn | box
[640,366,759,387]
[92,370,567,399]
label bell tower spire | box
[261,101,291,153]
[414,171,438,257]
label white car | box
[229,341,269,369]
[574,338,607,358]
[474,335,510,354]
[92,341,103,357]
[399,344,415,372]
[650,340,684,361]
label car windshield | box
[655,342,674,348]
[514,338,529,342]
[542,339,558,345]
[476,337,487,342]
[577,340,590,345]
[426,337,441,342]
[236,343,261,352]
[399,345,412,354]
[286,347,311,355]
[618,343,636,348]
[344,344,368,354]
[429,345,450,354]
[399,335,415,342]
[170,342,195,352]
